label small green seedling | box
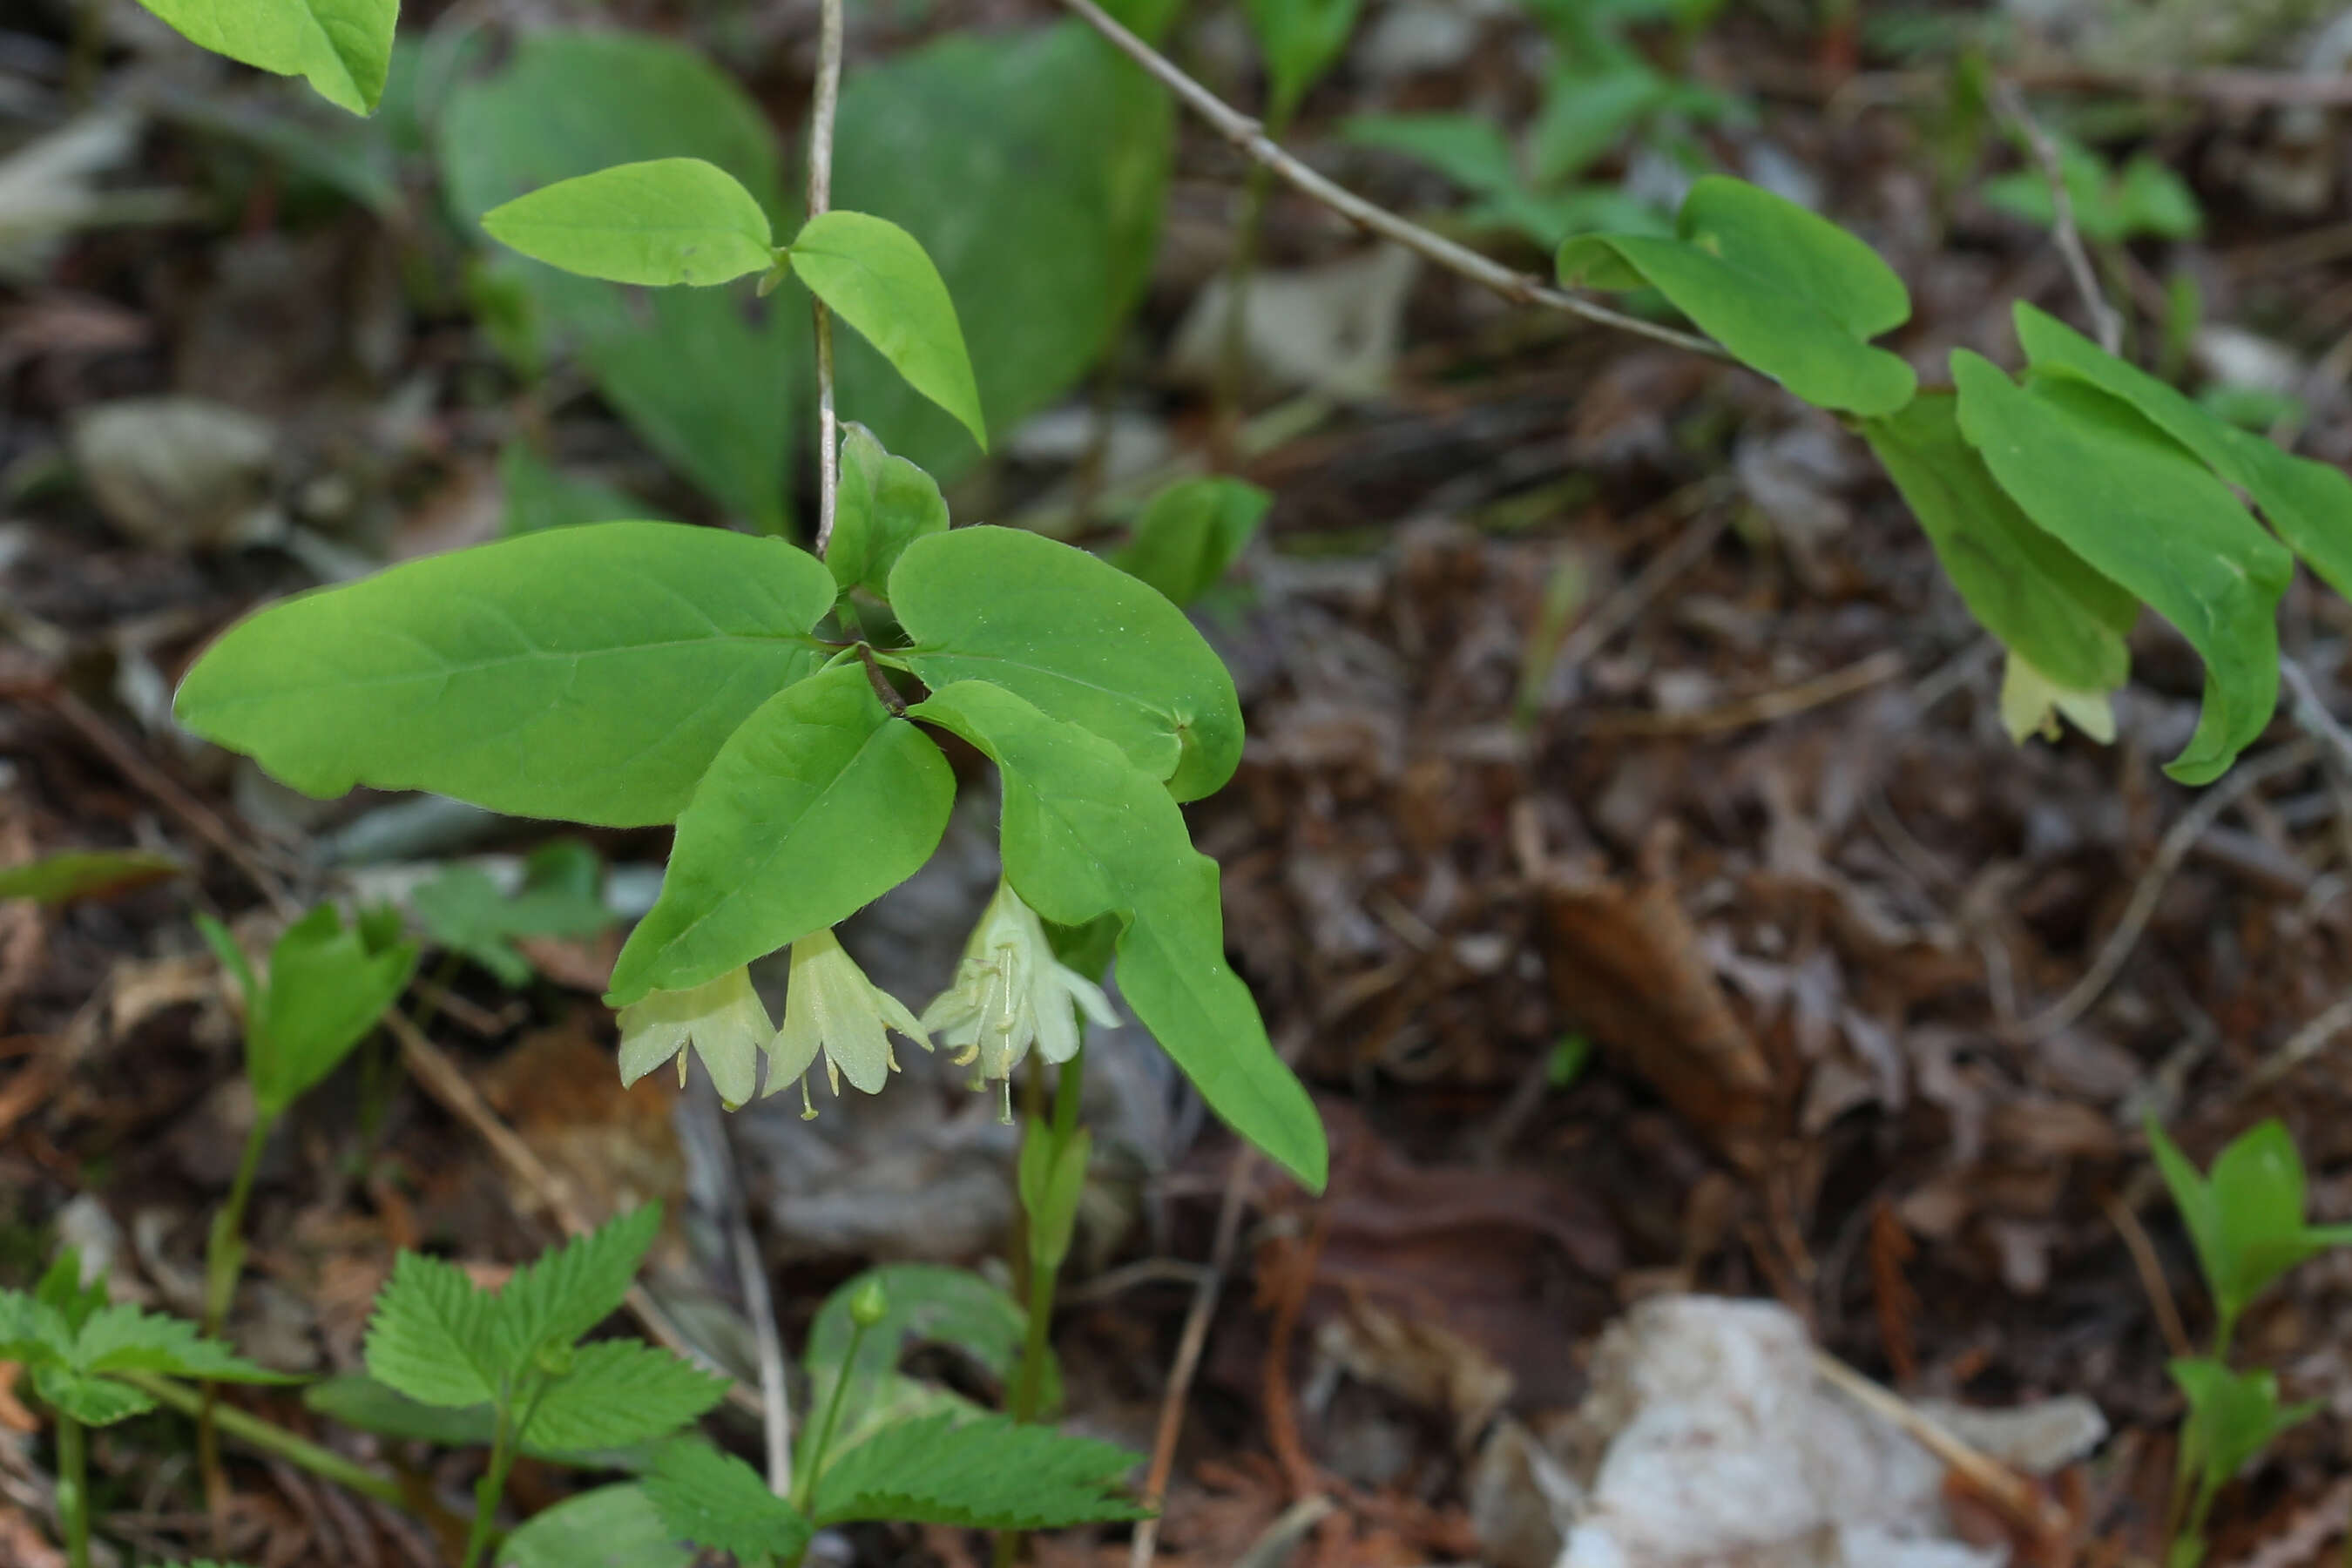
[1983,136,2202,246]
[363,1205,729,1568]
[2147,1116,2352,1354]
[2149,1118,2351,1568]
[0,1251,289,1568]
[2165,1357,2316,1568]
[411,840,617,988]
[195,906,419,1334]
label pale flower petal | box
[616,968,770,1108]
[763,929,929,1112]
[919,881,1119,1104]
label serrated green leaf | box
[440,30,794,529]
[0,849,184,906]
[492,1206,660,1370]
[609,665,955,1004]
[799,1264,1038,1477]
[365,1253,500,1408]
[248,904,419,1119]
[2015,304,2352,602]
[0,1290,64,1368]
[71,1302,290,1382]
[892,526,1244,802]
[829,25,1170,481]
[34,1253,106,1337]
[814,1413,1145,1528]
[828,423,949,600]
[497,1484,695,1568]
[1112,476,1269,608]
[32,1368,157,1427]
[642,1441,812,1561]
[136,0,399,115]
[1862,392,2134,696]
[1243,0,1362,118]
[910,682,1325,1190]
[522,1341,729,1451]
[304,1372,666,1466]
[483,159,775,288]
[787,211,986,451]
[1558,176,1915,416]
[1951,350,2289,784]
[175,524,837,828]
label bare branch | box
[1048,0,1728,361]
[808,0,846,556]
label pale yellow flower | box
[616,967,770,1109]
[766,929,931,1118]
[921,881,1118,1119]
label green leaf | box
[32,1368,157,1427]
[71,1302,291,1382]
[1243,0,1362,118]
[814,1412,1145,1528]
[893,525,1244,801]
[0,1288,60,1366]
[365,1252,500,1408]
[0,848,184,906]
[412,848,613,988]
[1951,350,2290,784]
[440,31,794,529]
[497,1484,695,1568]
[1341,113,1522,198]
[827,423,949,600]
[1112,477,1270,608]
[484,159,774,288]
[798,1264,1037,1477]
[248,905,419,1119]
[1861,393,2134,696]
[2150,1118,2352,1333]
[499,443,652,537]
[492,1206,660,1371]
[2014,304,2352,602]
[174,523,837,828]
[642,1442,813,1561]
[1528,60,1665,185]
[304,1373,666,1466]
[608,665,956,1004]
[786,210,986,451]
[910,682,1326,1189]
[522,1341,729,1452]
[1558,175,1916,416]
[136,0,398,115]
[830,25,1171,481]
[35,1254,106,1337]
[2169,1357,2315,1489]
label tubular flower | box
[766,929,932,1119]
[616,967,770,1109]
[920,881,1119,1119]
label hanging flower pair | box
[615,882,1114,1119]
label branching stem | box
[993,1045,1087,1568]
[1049,0,1725,359]
[119,1372,409,1510]
[808,0,848,557]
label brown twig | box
[1811,1350,2065,1540]
[2101,1190,2193,1361]
[806,0,846,558]
[1128,1150,1259,1568]
[1995,82,2123,355]
[44,689,300,918]
[1584,648,1908,737]
[1046,0,1727,361]
[2017,740,2318,1042]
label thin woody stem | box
[808,0,847,557]
[1048,0,1727,361]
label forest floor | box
[8,0,2352,1565]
